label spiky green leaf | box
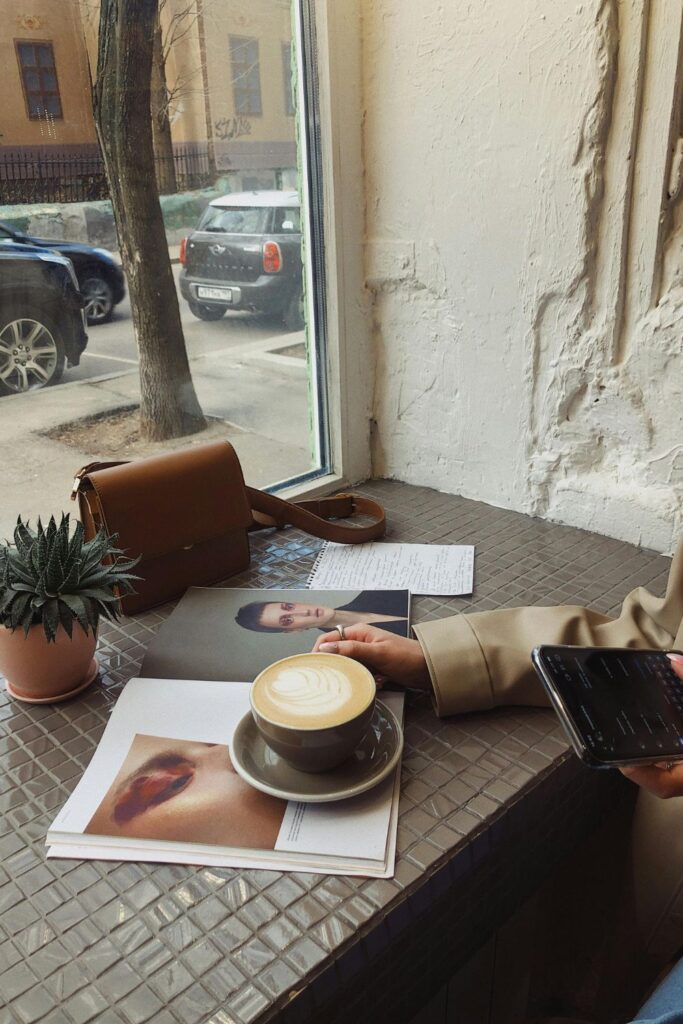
[0,513,139,640]
[6,556,38,587]
[13,518,34,559]
[59,594,91,633]
[45,542,65,595]
[42,598,60,642]
[9,592,32,628]
[56,600,74,639]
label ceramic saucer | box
[231,701,403,803]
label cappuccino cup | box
[250,653,376,772]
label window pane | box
[230,36,249,60]
[1,2,328,538]
[37,44,54,67]
[198,205,270,234]
[274,208,300,232]
[234,92,251,115]
[230,34,262,116]
[18,43,36,66]
[245,67,260,92]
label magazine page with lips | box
[85,735,285,850]
[47,678,404,877]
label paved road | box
[66,265,295,383]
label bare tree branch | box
[160,0,201,64]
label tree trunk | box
[93,0,206,442]
[151,14,178,196]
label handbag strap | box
[72,458,385,544]
[247,487,385,543]
[71,460,126,499]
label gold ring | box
[335,623,346,640]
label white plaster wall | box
[363,0,683,553]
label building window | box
[282,42,295,116]
[16,40,63,120]
[229,36,262,116]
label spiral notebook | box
[307,542,475,596]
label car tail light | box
[179,237,188,265]
[263,241,282,274]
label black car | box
[0,222,125,325]
[0,248,87,395]
[179,190,304,330]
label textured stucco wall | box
[363,0,683,553]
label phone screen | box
[537,647,683,763]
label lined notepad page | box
[308,543,475,596]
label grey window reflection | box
[230,36,262,116]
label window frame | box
[282,41,295,117]
[228,35,263,117]
[15,39,63,121]
[277,0,370,505]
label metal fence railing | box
[0,145,214,205]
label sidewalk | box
[1,330,312,539]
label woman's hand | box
[312,624,432,692]
[619,653,683,799]
[619,762,683,799]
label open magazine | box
[47,678,403,878]
[140,587,411,682]
[49,587,409,876]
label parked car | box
[0,247,88,395]
[0,222,125,325]
[179,190,304,330]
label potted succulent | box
[0,514,139,703]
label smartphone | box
[531,645,683,768]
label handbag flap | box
[84,441,252,560]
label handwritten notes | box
[308,543,475,596]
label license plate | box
[197,286,232,301]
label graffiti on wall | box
[214,116,252,141]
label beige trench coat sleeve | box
[412,539,683,717]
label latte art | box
[252,653,375,730]
[265,665,354,718]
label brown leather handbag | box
[71,440,385,615]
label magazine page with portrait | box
[47,678,402,877]
[140,587,411,683]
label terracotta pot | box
[0,623,99,703]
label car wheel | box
[80,272,114,325]
[188,301,226,322]
[282,289,304,332]
[0,310,65,395]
